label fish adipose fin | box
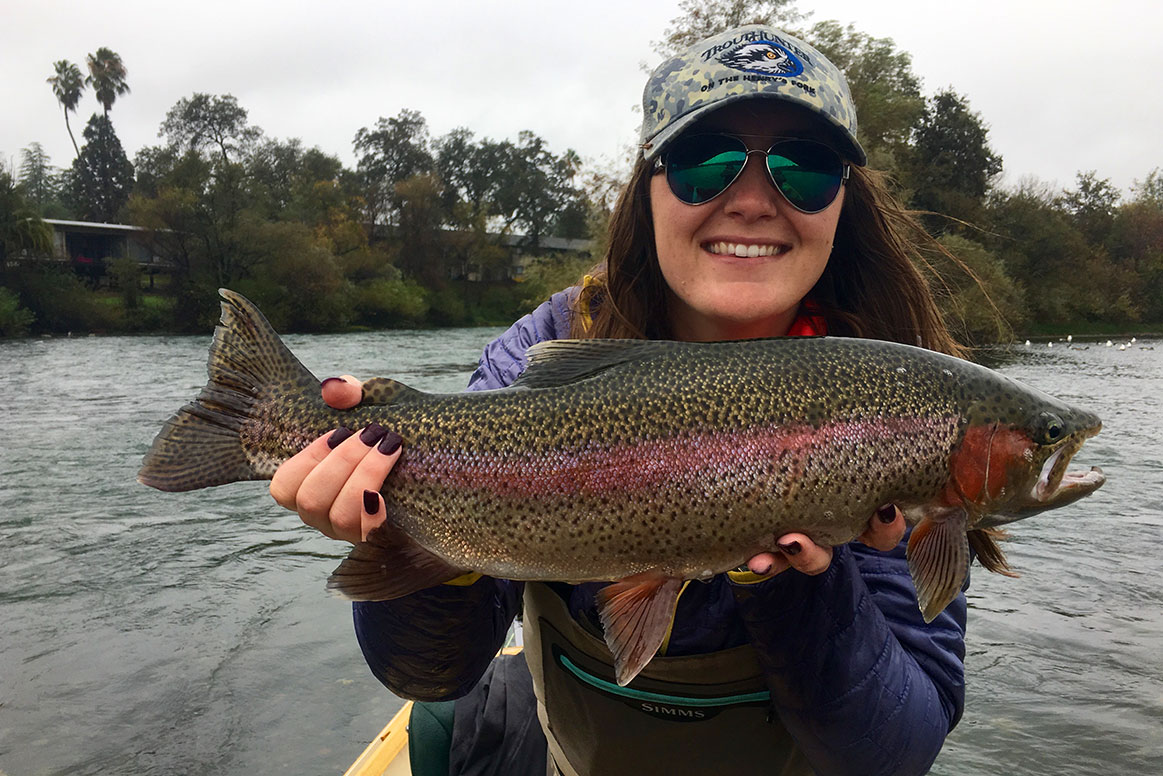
[513,339,676,389]
[907,508,970,622]
[595,571,684,686]
[327,521,468,600]
[138,289,318,492]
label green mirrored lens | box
[666,136,747,205]
[766,142,844,213]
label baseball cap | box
[640,25,866,166]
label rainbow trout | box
[140,290,1106,685]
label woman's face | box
[650,102,845,341]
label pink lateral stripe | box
[400,416,954,498]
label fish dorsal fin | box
[906,507,970,622]
[595,571,684,686]
[512,339,674,389]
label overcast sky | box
[4,0,1160,196]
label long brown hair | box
[571,157,967,359]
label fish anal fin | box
[327,521,467,601]
[595,571,684,686]
[906,508,970,622]
[968,527,1019,578]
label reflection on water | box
[0,330,1159,775]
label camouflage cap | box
[640,25,866,166]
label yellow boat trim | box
[345,646,524,776]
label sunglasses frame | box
[656,133,850,214]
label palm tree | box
[46,60,85,157]
[85,47,129,117]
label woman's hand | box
[745,505,906,578]
[269,376,401,543]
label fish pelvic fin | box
[327,521,468,601]
[137,289,317,492]
[595,571,684,687]
[906,507,970,623]
[968,527,1019,578]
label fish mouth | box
[1031,422,1105,507]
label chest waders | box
[522,582,814,776]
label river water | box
[0,329,1159,775]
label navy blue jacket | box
[353,290,966,776]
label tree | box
[906,89,1002,229]
[1,168,54,259]
[46,60,85,157]
[70,114,135,221]
[653,0,805,57]
[353,109,434,227]
[160,93,261,164]
[807,21,924,173]
[19,143,58,212]
[1063,171,1120,246]
[85,47,130,117]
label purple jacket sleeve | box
[733,540,966,776]
[351,294,573,701]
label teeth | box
[708,242,784,257]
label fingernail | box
[877,505,897,524]
[363,489,379,514]
[327,427,354,449]
[377,431,403,456]
[778,540,802,556]
[752,561,773,576]
[359,423,387,446]
[321,377,345,389]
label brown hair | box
[571,157,967,359]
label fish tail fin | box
[137,289,318,492]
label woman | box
[273,25,967,776]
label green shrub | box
[0,286,35,337]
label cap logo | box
[718,40,803,78]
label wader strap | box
[523,582,811,776]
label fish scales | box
[141,290,1106,685]
[236,339,970,580]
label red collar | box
[786,302,827,337]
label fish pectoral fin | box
[906,508,970,623]
[595,571,684,687]
[326,522,467,601]
[967,528,1019,578]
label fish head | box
[953,391,1105,529]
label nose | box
[721,152,782,220]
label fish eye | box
[1039,412,1064,443]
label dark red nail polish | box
[359,423,387,446]
[363,489,379,514]
[377,431,402,456]
[327,427,354,449]
[877,505,897,524]
[778,541,802,556]
[752,561,773,576]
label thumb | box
[321,374,362,410]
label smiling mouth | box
[705,241,789,258]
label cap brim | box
[642,92,867,167]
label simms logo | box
[638,702,707,720]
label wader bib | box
[522,582,813,776]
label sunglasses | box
[658,133,850,213]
